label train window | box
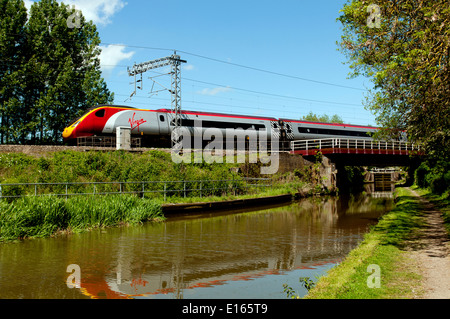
[159,115,165,122]
[95,109,105,118]
[178,119,265,130]
[297,125,371,137]
[298,128,311,134]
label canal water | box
[0,184,394,299]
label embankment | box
[0,147,337,242]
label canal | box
[0,184,394,299]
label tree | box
[0,0,27,144]
[338,0,449,160]
[300,111,344,124]
[0,0,113,144]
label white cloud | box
[23,0,127,26]
[183,64,195,71]
[99,44,135,78]
[23,0,33,11]
[199,86,232,96]
[64,0,127,26]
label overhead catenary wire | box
[1,33,366,91]
[181,77,363,107]
[103,68,365,108]
[99,43,366,92]
[177,50,366,92]
[113,93,373,123]
[109,66,372,124]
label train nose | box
[63,120,81,139]
[63,127,72,139]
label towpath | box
[407,189,450,299]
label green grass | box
[304,187,425,299]
[154,181,308,205]
[0,195,163,242]
[0,150,243,194]
[0,150,312,202]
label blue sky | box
[26,0,376,126]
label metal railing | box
[291,138,421,152]
[0,178,272,201]
[368,168,399,173]
[77,136,142,148]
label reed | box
[0,195,163,242]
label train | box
[62,104,380,148]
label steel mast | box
[127,53,187,143]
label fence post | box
[200,181,203,198]
[164,182,167,202]
[65,184,68,200]
[142,182,145,199]
[35,184,37,197]
[233,176,236,196]
[184,181,186,198]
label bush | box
[430,173,448,195]
[414,160,450,194]
[415,162,430,188]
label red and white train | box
[62,104,379,147]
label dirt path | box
[408,189,450,299]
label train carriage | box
[283,119,378,140]
[63,105,382,148]
[63,105,278,147]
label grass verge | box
[304,187,425,299]
[0,195,163,242]
[154,181,308,205]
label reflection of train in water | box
[63,104,380,147]
[73,194,389,299]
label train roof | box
[91,104,137,110]
[281,118,379,130]
[67,105,138,126]
[84,106,378,130]
[91,105,276,121]
[156,109,278,121]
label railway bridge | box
[289,138,424,190]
